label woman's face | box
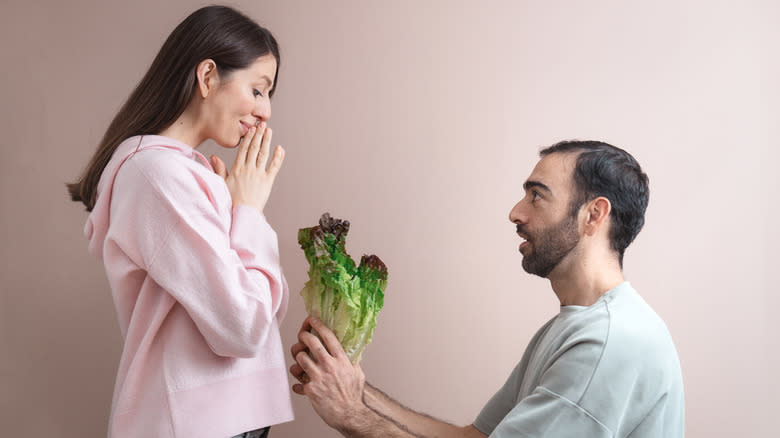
[203,54,277,148]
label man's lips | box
[516,227,531,251]
[518,237,530,251]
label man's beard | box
[520,214,580,278]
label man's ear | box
[195,59,219,99]
[584,197,611,236]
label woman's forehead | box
[234,54,277,85]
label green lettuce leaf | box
[298,213,388,363]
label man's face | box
[509,153,582,278]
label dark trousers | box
[232,426,270,438]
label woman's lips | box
[240,121,251,135]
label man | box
[290,140,685,437]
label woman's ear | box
[196,59,219,99]
[584,197,611,236]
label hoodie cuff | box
[230,204,276,249]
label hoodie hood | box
[84,135,205,258]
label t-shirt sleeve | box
[473,361,524,435]
[110,151,288,358]
[488,387,612,438]
[476,360,614,438]
[475,318,614,437]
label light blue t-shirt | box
[474,282,684,437]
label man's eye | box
[532,191,541,202]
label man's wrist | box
[362,384,380,411]
[337,403,380,437]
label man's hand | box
[290,317,486,438]
[290,316,371,433]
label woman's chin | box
[214,136,242,149]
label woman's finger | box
[210,155,227,179]
[257,126,272,168]
[233,125,255,170]
[246,123,265,166]
[266,146,284,181]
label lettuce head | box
[298,213,388,363]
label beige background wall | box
[2,0,778,436]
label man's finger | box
[290,340,307,360]
[298,330,332,363]
[295,349,321,379]
[309,317,349,361]
[290,363,306,380]
[289,362,311,389]
[300,316,315,333]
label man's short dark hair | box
[540,140,649,267]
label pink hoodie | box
[85,135,294,437]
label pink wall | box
[2,0,778,436]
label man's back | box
[475,282,684,437]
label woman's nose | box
[254,100,271,122]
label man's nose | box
[509,201,528,224]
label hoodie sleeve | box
[109,149,288,358]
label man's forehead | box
[525,152,578,194]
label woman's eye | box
[253,89,263,97]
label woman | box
[67,6,293,437]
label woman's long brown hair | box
[67,5,279,211]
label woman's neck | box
[158,109,202,148]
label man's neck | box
[548,256,625,307]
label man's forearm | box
[338,403,420,438]
[290,316,484,438]
[363,383,470,438]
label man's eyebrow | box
[523,180,552,193]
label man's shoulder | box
[608,286,675,344]
[600,285,682,375]
[582,287,684,432]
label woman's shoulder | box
[116,139,229,207]
[124,148,193,186]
